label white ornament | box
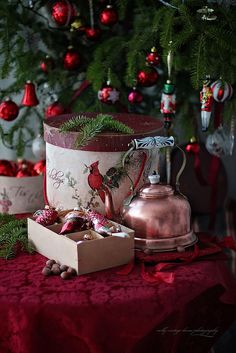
[32,135,46,160]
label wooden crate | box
[28,218,134,275]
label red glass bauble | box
[0,160,16,176]
[186,142,200,154]
[99,5,118,26]
[45,102,66,118]
[16,169,33,177]
[128,89,143,104]
[146,47,160,66]
[64,48,81,70]
[52,1,77,26]
[98,84,120,104]
[0,98,19,121]
[137,68,159,87]
[17,160,34,177]
[40,56,55,73]
[21,81,39,106]
[85,27,101,40]
[33,160,46,175]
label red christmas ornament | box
[64,47,81,70]
[99,5,118,26]
[0,98,19,121]
[40,56,55,73]
[98,83,120,104]
[146,47,161,66]
[85,27,101,41]
[21,81,39,106]
[34,206,58,226]
[0,160,16,177]
[211,79,233,102]
[128,88,143,105]
[45,101,66,118]
[51,1,77,26]
[17,160,34,177]
[16,169,33,177]
[137,68,159,87]
[185,137,200,154]
[33,160,46,175]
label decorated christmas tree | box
[0,0,236,157]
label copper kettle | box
[103,136,198,253]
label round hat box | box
[44,113,163,213]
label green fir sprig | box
[0,214,34,259]
[60,114,134,148]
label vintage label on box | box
[0,175,44,214]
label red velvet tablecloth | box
[0,252,236,353]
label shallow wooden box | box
[27,218,134,275]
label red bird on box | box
[87,161,105,203]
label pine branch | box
[0,216,33,259]
[190,33,207,89]
[60,114,133,148]
[60,115,90,132]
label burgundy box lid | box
[44,113,163,152]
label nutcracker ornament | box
[200,80,213,131]
[160,80,176,129]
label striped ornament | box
[211,79,233,102]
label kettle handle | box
[122,135,186,193]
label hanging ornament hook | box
[88,0,94,29]
[167,41,173,80]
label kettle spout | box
[103,185,120,222]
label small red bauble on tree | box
[186,137,200,154]
[40,56,55,73]
[21,81,39,106]
[64,47,81,70]
[146,47,161,66]
[137,67,159,87]
[99,5,118,26]
[51,1,77,26]
[128,88,143,105]
[0,98,19,121]
[98,82,120,104]
[45,101,66,118]
[85,27,101,41]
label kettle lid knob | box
[148,171,160,184]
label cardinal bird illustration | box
[87,161,105,203]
